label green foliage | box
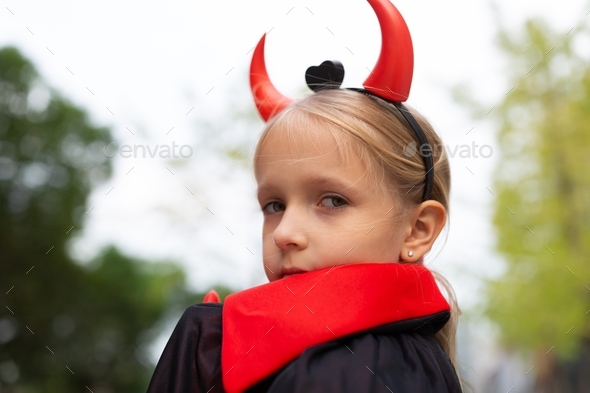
[0,46,229,391]
[473,19,590,359]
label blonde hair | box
[253,89,464,389]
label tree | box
[0,46,229,392]
[458,12,590,393]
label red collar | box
[221,263,450,393]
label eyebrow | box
[256,175,357,200]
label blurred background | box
[1,0,589,391]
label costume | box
[146,263,463,392]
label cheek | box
[261,233,278,266]
[262,217,276,235]
[261,238,272,261]
[261,224,274,243]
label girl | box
[147,0,464,392]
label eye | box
[320,195,347,210]
[263,201,285,214]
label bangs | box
[254,102,379,181]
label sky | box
[2,0,588,387]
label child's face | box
[255,122,408,282]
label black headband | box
[306,61,434,202]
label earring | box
[408,250,414,257]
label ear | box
[400,201,446,262]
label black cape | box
[146,303,463,393]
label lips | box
[281,268,308,279]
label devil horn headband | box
[249,0,434,202]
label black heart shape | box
[305,60,345,92]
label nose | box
[272,206,308,250]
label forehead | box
[253,111,399,208]
[255,119,355,177]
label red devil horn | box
[250,34,293,121]
[363,0,414,102]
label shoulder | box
[165,303,223,346]
[260,313,462,393]
[146,304,224,393]
[176,303,223,328]
[168,303,223,363]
